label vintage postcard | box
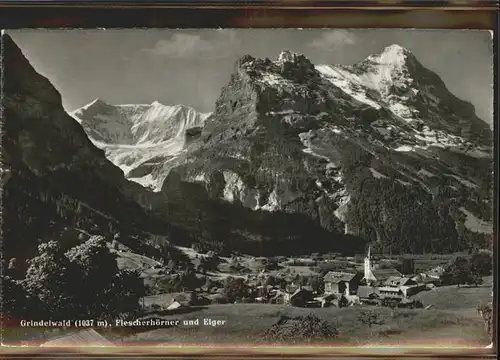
[0,28,494,352]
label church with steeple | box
[363,246,377,283]
[362,245,401,285]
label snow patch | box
[396,179,412,187]
[260,73,293,88]
[417,168,436,178]
[316,65,382,110]
[299,131,331,161]
[128,174,162,192]
[266,110,296,116]
[395,145,414,152]
[460,208,493,234]
[193,173,207,182]
[370,168,388,179]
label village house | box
[400,284,428,298]
[270,290,287,305]
[286,283,299,294]
[412,273,440,287]
[378,286,405,299]
[357,285,381,305]
[426,265,445,280]
[324,271,362,296]
[383,276,427,298]
[384,276,416,287]
[289,287,314,307]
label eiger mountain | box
[71,100,210,191]
[2,35,493,261]
[140,45,492,255]
[0,34,172,263]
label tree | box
[357,310,385,335]
[1,275,30,318]
[470,252,492,277]
[158,271,200,293]
[307,275,325,294]
[338,294,349,308]
[223,277,249,303]
[448,257,472,287]
[197,254,220,273]
[477,303,493,340]
[444,256,484,287]
[65,235,146,320]
[188,290,200,306]
[263,313,338,343]
[23,241,81,320]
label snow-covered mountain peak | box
[364,44,417,76]
[276,50,303,65]
[71,99,211,190]
[150,100,164,107]
[77,98,112,113]
[86,97,108,108]
[375,44,412,61]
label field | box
[125,276,492,347]
[106,245,493,347]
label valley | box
[1,30,494,349]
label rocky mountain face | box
[146,46,492,255]
[71,100,210,191]
[0,34,172,264]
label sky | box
[7,29,494,126]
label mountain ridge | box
[145,46,493,254]
[1,33,174,263]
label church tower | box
[363,245,376,283]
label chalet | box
[412,273,439,286]
[377,286,405,299]
[370,269,403,285]
[324,271,362,295]
[410,273,426,283]
[399,284,427,297]
[167,301,186,311]
[315,293,337,306]
[426,266,445,279]
[289,288,314,307]
[270,290,287,305]
[384,276,427,297]
[357,286,379,299]
[384,276,416,287]
[173,293,193,306]
[41,328,114,347]
[286,284,299,294]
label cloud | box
[309,30,356,51]
[142,30,240,59]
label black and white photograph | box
[0,28,494,349]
